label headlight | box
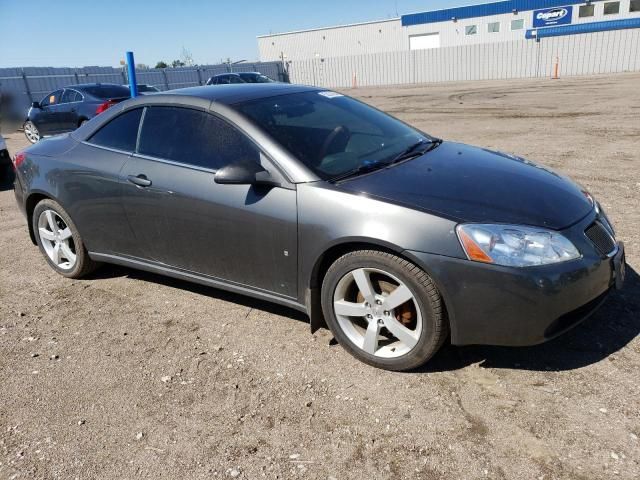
[456,224,580,267]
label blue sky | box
[0,0,490,67]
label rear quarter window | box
[87,108,143,152]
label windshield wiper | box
[389,138,442,165]
[328,161,390,182]
[328,138,442,183]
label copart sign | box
[533,6,573,28]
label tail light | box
[12,152,26,170]
[96,99,117,114]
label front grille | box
[585,221,616,256]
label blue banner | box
[533,6,573,28]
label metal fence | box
[288,28,640,88]
[0,61,286,121]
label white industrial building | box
[258,0,640,61]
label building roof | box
[258,0,604,38]
[257,18,399,39]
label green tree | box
[155,61,168,69]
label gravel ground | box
[1,73,639,480]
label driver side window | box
[138,106,260,170]
[40,89,63,107]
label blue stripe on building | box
[402,0,597,26]
[525,17,640,38]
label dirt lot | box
[1,73,639,480]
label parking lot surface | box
[1,73,639,479]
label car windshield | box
[81,85,131,99]
[239,73,274,83]
[233,91,432,180]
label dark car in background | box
[0,134,8,160]
[12,83,625,371]
[125,84,160,94]
[237,72,275,83]
[0,134,13,186]
[206,73,245,85]
[23,83,131,144]
[206,72,275,85]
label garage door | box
[409,33,440,50]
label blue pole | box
[126,51,138,98]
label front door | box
[120,105,298,298]
[34,89,63,135]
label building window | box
[579,4,595,17]
[631,0,640,12]
[604,1,620,14]
[510,19,524,30]
[487,21,500,33]
[465,25,477,35]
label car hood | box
[335,141,593,230]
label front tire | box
[321,250,447,371]
[24,121,40,143]
[32,199,97,278]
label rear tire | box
[32,199,97,278]
[321,250,448,371]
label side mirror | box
[214,160,280,187]
[31,101,41,109]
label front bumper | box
[406,212,624,347]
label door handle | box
[127,174,152,187]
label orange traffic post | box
[552,56,560,80]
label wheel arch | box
[306,239,451,336]
[25,190,60,245]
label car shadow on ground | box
[88,263,639,374]
[88,264,310,324]
[418,266,640,373]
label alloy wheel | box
[332,267,422,358]
[24,121,40,143]
[37,209,77,270]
